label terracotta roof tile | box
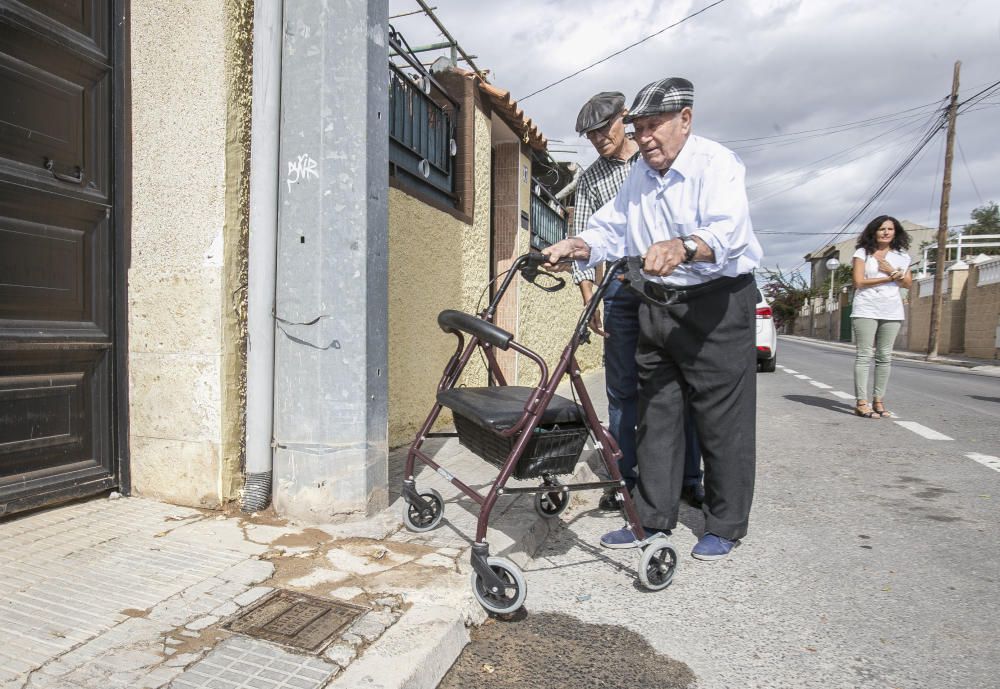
[450,68,547,151]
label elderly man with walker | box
[543,77,762,560]
[571,91,705,512]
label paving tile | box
[168,638,336,689]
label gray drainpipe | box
[242,0,283,512]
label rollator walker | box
[400,252,678,614]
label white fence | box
[919,233,1000,276]
[918,276,950,298]
[978,256,1000,287]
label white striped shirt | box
[576,134,762,287]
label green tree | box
[962,201,1000,257]
[966,201,999,233]
[819,264,854,298]
[759,267,818,330]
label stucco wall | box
[387,110,492,446]
[127,0,249,507]
[386,106,602,446]
[387,188,467,445]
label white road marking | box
[795,374,811,380]
[809,381,833,389]
[830,391,855,400]
[966,453,1000,473]
[783,369,799,374]
[894,421,953,441]
[776,365,785,369]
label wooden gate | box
[0,1,127,515]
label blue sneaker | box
[600,525,671,549]
[691,533,738,560]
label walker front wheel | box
[638,540,678,591]
[470,556,526,615]
[402,488,444,532]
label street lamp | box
[825,257,840,302]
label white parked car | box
[755,288,777,372]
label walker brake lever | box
[622,256,677,307]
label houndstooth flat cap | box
[623,77,694,123]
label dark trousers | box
[633,275,757,540]
[603,279,702,490]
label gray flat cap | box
[623,78,694,123]
[575,91,626,134]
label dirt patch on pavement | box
[271,527,334,549]
[439,611,696,689]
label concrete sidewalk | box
[0,371,608,689]
[780,334,1000,375]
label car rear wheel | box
[759,356,776,373]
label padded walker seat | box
[436,386,583,432]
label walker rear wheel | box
[638,540,678,591]
[534,478,569,519]
[470,556,526,615]
[402,488,444,532]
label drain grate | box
[223,589,368,653]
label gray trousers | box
[633,275,757,540]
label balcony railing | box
[388,64,456,203]
[387,28,458,205]
[529,180,568,249]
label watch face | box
[683,239,697,259]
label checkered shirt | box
[571,152,639,284]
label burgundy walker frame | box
[401,252,678,612]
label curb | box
[329,604,470,689]
[363,459,594,689]
[780,334,1000,374]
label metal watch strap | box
[681,237,698,263]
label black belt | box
[631,272,753,306]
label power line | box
[758,222,971,236]
[788,107,949,273]
[729,108,939,155]
[721,99,944,146]
[924,130,946,226]
[828,112,946,242]
[747,111,938,200]
[957,78,1000,110]
[517,0,729,102]
[956,134,984,205]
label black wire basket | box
[453,413,589,479]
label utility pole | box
[927,61,961,359]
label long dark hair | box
[855,215,910,254]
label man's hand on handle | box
[642,238,686,276]
[542,237,591,271]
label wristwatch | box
[681,237,698,263]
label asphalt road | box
[444,337,1000,689]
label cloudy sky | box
[387,0,999,279]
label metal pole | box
[242,0,284,512]
[927,60,960,359]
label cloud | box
[389,0,1000,278]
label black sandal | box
[855,401,881,419]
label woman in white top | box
[850,215,913,418]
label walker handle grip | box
[438,310,513,350]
